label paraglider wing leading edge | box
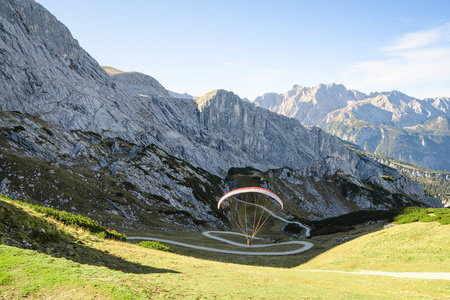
[217,187,283,209]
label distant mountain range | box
[255,84,450,172]
[169,90,194,99]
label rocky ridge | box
[255,84,367,127]
[103,66,172,98]
[169,90,194,99]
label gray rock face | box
[261,167,441,220]
[255,85,450,129]
[327,91,450,128]
[103,67,172,98]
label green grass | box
[301,222,450,273]
[1,195,126,241]
[381,175,396,182]
[136,241,174,253]
[2,242,449,299]
[394,206,450,225]
[1,197,449,299]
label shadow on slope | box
[152,218,389,268]
[0,200,178,274]
[150,207,449,269]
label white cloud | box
[343,23,450,98]
[382,25,448,51]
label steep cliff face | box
[1,0,131,134]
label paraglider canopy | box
[217,187,283,245]
[218,187,283,210]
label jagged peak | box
[102,66,128,75]
[195,89,239,111]
[368,90,415,106]
[102,66,172,98]
[285,83,357,96]
[318,83,344,89]
[197,89,240,100]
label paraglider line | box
[252,195,271,239]
[252,208,275,238]
[234,197,247,240]
[252,197,274,238]
[244,193,249,241]
[252,193,262,241]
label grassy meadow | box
[1,197,449,299]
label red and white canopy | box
[217,187,283,209]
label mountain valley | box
[0,0,445,234]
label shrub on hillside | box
[136,241,174,253]
[381,175,396,182]
[7,198,127,241]
[394,207,450,225]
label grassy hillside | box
[301,222,450,272]
[1,196,449,299]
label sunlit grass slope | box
[300,221,450,272]
[1,197,449,299]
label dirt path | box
[128,208,313,255]
[127,232,313,256]
[308,270,450,280]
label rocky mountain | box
[169,90,194,99]
[352,148,450,208]
[255,84,450,172]
[0,0,442,231]
[255,84,368,127]
[325,91,450,127]
[103,66,172,98]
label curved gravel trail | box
[128,208,313,256]
[127,231,313,256]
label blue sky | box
[36,0,450,100]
